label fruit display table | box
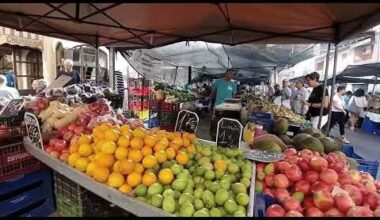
[24,137,256,217]
[23,137,171,217]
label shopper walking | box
[302,72,330,129]
[290,82,298,113]
[329,86,350,143]
[56,59,81,86]
[293,80,310,116]
[347,89,368,131]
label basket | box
[341,144,379,178]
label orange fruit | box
[113,160,120,172]
[182,132,189,139]
[130,137,144,150]
[126,172,142,187]
[93,128,105,140]
[120,126,133,137]
[188,133,196,142]
[132,127,147,139]
[183,138,191,147]
[158,168,174,185]
[101,141,117,154]
[78,135,92,145]
[172,137,183,147]
[93,166,110,183]
[166,148,176,160]
[134,163,145,174]
[117,135,130,148]
[94,153,115,168]
[142,172,157,187]
[104,129,119,142]
[186,144,196,154]
[166,132,175,141]
[107,172,125,188]
[119,184,132,194]
[115,147,128,160]
[214,160,228,171]
[142,155,158,169]
[154,150,168,164]
[128,149,143,163]
[99,123,113,131]
[78,144,92,157]
[88,154,95,162]
[86,162,98,177]
[154,142,166,152]
[144,135,158,147]
[141,146,153,156]
[176,151,189,165]
[68,153,81,167]
[75,157,90,172]
[169,142,180,152]
[69,143,79,154]
[118,159,135,175]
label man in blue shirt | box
[210,69,237,109]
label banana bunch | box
[243,122,256,145]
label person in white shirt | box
[347,88,368,131]
[329,86,350,144]
[0,74,20,102]
[293,80,310,116]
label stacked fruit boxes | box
[0,168,55,217]
[54,172,132,217]
[158,101,180,132]
[127,78,151,121]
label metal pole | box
[95,35,100,85]
[109,47,115,90]
[188,66,192,84]
[274,66,277,85]
[325,43,339,135]
[318,42,331,130]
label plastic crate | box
[0,168,55,217]
[159,102,180,114]
[54,172,131,217]
[341,144,379,178]
[158,113,177,123]
[147,117,160,128]
[0,156,44,182]
[248,116,274,133]
[0,111,26,141]
[159,122,175,132]
[250,111,273,120]
[0,142,34,167]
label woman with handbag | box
[347,89,368,131]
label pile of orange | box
[67,122,197,195]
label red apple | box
[285,210,303,217]
[362,179,377,192]
[49,151,60,158]
[257,163,266,172]
[275,188,290,203]
[347,170,362,184]
[274,174,290,189]
[45,146,55,153]
[61,148,69,154]
[309,156,328,172]
[63,131,74,142]
[305,207,325,217]
[67,123,77,132]
[295,180,311,195]
[361,172,375,182]
[285,164,303,182]
[48,138,60,148]
[70,135,80,146]
[266,204,286,217]
[284,148,297,156]
[342,184,364,206]
[311,181,333,193]
[320,169,339,185]
[303,196,315,209]
[298,158,311,172]
[304,170,319,183]
[338,172,352,185]
[346,206,373,217]
[286,156,299,165]
[374,207,380,217]
[364,191,380,210]
[325,208,344,217]
[74,126,85,135]
[313,191,334,211]
[282,197,302,212]
[59,153,70,162]
[298,149,314,159]
[334,193,355,213]
[263,188,275,197]
[265,174,276,188]
[54,140,67,151]
[275,161,290,173]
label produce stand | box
[23,137,172,217]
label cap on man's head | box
[226,68,235,74]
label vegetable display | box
[153,82,196,103]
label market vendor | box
[210,68,237,110]
[56,59,81,86]
[302,72,329,129]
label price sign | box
[216,118,243,148]
[175,110,199,133]
[45,75,72,90]
[0,98,24,116]
[244,149,285,162]
[24,112,44,150]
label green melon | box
[256,140,282,153]
[319,137,342,153]
[273,118,289,135]
[298,136,324,154]
[292,133,312,150]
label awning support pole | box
[188,66,192,84]
[95,35,100,85]
[109,47,115,90]
[318,42,331,130]
[274,66,277,85]
[325,43,339,135]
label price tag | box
[45,75,72,90]
[244,149,285,162]
[0,99,24,116]
[175,110,199,133]
[216,118,243,148]
[24,112,44,150]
